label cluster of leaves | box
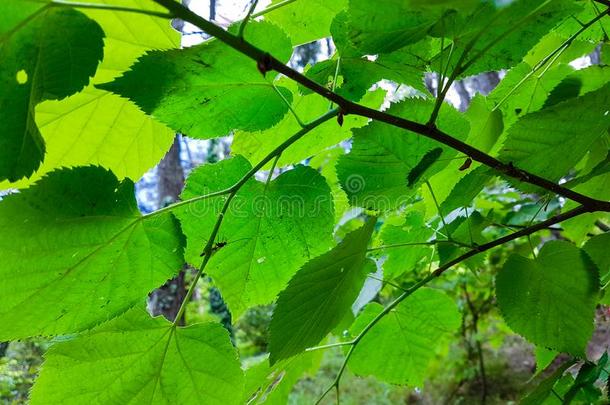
[1,0,610,403]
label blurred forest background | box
[2,0,609,404]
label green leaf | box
[348,288,460,386]
[30,306,244,405]
[442,0,579,77]
[500,83,610,184]
[488,62,574,130]
[346,0,440,54]
[562,172,610,245]
[337,98,469,210]
[0,166,184,340]
[1,0,180,190]
[269,219,376,363]
[309,148,350,221]
[437,210,488,269]
[583,232,610,282]
[521,359,574,405]
[534,346,558,374]
[440,166,493,214]
[175,157,334,317]
[465,95,503,154]
[496,241,599,357]
[378,210,434,279]
[232,80,385,169]
[545,65,610,107]
[265,0,347,45]
[0,3,104,181]
[302,56,427,100]
[555,1,610,42]
[523,32,596,68]
[243,352,322,405]
[100,21,293,139]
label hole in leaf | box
[16,69,28,84]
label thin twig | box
[329,57,342,110]
[305,340,354,352]
[237,0,259,38]
[426,180,452,239]
[367,239,471,252]
[273,83,305,127]
[367,274,409,292]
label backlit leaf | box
[175,157,334,317]
[30,307,243,405]
[0,3,104,181]
[0,166,184,339]
[269,219,376,363]
[348,288,460,385]
[496,241,599,357]
[101,21,293,139]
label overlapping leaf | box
[437,0,579,77]
[499,83,610,184]
[265,0,347,45]
[0,166,184,340]
[30,307,243,405]
[243,352,322,404]
[345,0,577,78]
[2,0,180,189]
[337,97,469,210]
[0,2,104,181]
[175,156,334,317]
[488,62,574,130]
[562,172,610,244]
[584,233,610,282]
[232,80,385,168]
[269,219,376,363]
[346,0,441,54]
[302,57,427,100]
[348,288,460,385]
[496,241,599,357]
[101,21,293,139]
[377,211,434,279]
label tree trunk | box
[454,80,471,112]
[148,137,187,324]
[470,72,500,96]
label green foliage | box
[376,210,434,279]
[30,306,243,404]
[496,241,599,357]
[175,156,334,316]
[500,83,610,184]
[269,219,376,363]
[232,80,384,168]
[1,0,609,403]
[0,3,104,181]
[337,97,469,210]
[348,288,460,386]
[101,21,293,139]
[266,0,346,45]
[0,166,184,340]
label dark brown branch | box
[432,205,589,277]
[154,0,610,213]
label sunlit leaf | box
[0,166,184,339]
[31,307,243,405]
